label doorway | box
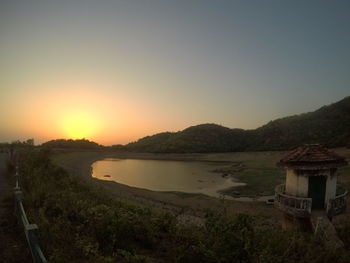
[308,176,326,209]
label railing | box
[327,185,348,217]
[274,184,312,218]
[14,166,48,263]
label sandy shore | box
[52,151,281,219]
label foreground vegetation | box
[16,148,350,263]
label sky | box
[1,0,349,145]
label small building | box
[275,144,348,225]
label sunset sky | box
[1,1,349,145]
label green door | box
[308,176,326,209]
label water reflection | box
[91,159,245,198]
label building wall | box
[285,169,308,197]
[285,168,338,206]
[325,171,337,206]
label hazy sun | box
[62,111,100,139]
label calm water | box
[91,159,245,198]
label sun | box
[62,111,100,140]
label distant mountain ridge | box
[126,96,350,152]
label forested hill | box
[126,125,250,153]
[41,139,101,149]
[252,96,350,150]
[126,96,350,152]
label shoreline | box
[52,151,281,219]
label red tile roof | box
[278,144,348,167]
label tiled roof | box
[278,144,348,167]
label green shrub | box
[18,148,350,263]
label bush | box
[18,148,350,263]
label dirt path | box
[0,153,32,263]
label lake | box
[91,158,245,198]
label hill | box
[41,139,101,149]
[127,124,250,153]
[126,96,350,152]
[252,96,350,150]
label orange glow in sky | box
[0,80,171,145]
[1,1,349,145]
[61,110,101,140]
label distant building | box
[274,144,348,230]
